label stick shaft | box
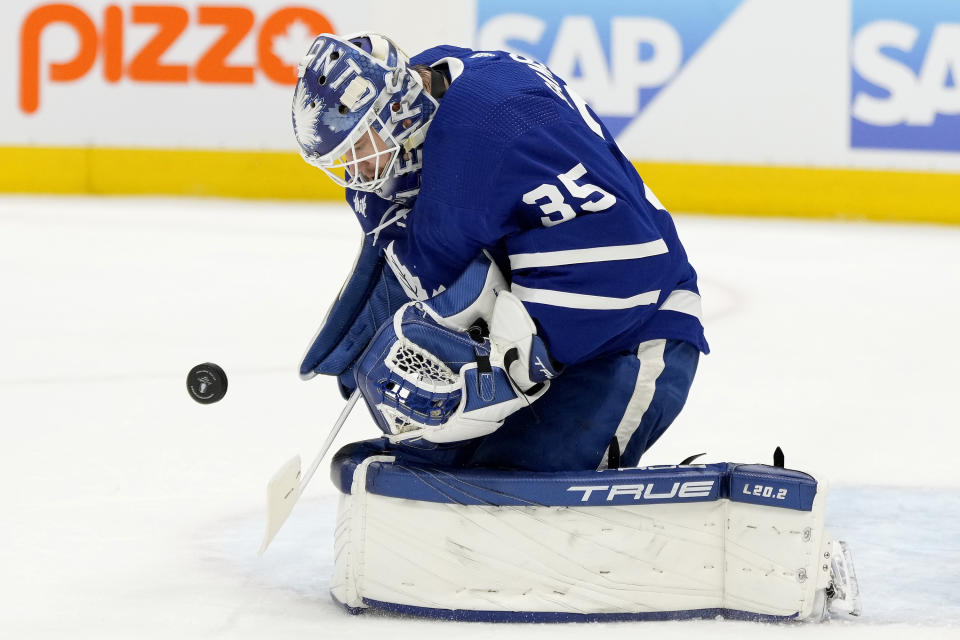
[259,390,362,555]
[299,390,360,494]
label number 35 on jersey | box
[522,162,617,227]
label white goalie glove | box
[353,254,558,444]
[486,290,558,394]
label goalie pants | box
[389,338,700,471]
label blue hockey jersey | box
[346,45,708,366]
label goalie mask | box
[291,32,439,201]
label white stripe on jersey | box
[511,284,661,310]
[509,239,668,270]
[597,339,667,471]
[659,289,703,322]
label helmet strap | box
[428,65,448,100]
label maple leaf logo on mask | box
[293,83,325,147]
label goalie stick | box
[259,391,360,555]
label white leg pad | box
[330,454,396,610]
[329,453,838,622]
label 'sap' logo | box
[477,0,742,137]
[851,0,960,152]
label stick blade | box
[258,455,302,556]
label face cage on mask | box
[304,109,404,194]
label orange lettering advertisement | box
[19,3,335,114]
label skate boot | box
[825,539,862,617]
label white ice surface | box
[0,195,958,638]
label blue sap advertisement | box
[851,0,960,153]
[476,0,742,138]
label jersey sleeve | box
[381,97,528,297]
[384,58,707,364]
[490,112,708,366]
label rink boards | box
[2,1,960,222]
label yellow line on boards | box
[0,146,340,200]
[0,146,89,193]
[633,161,960,225]
[1,146,958,224]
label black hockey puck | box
[186,362,228,404]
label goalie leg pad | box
[330,445,848,622]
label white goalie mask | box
[291,32,439,199]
